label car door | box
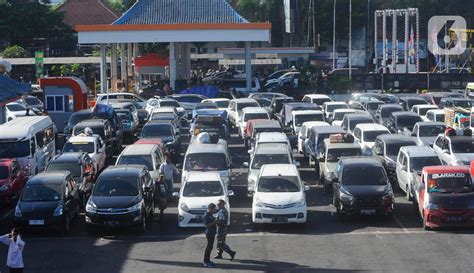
[142,172,153,212]
[353,127,362,144]
[433,136,449,164]
[396,152,409,191]
[298,124,307,153]
[96,137,106,171]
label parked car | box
[227,98,260,129]
[62,135,107,173]
[96,93,147,108]
[302,94,333,106]
[433,135,474,166]
[140,120,181,159]
[341,113,374,135]
[175,172,233,227]
[438,98,472,109]
[14,172,80,233]
[116,144,164,186]
[201,98,230,111]
[0,159,26,206]
[384,111,422,134]
[412,104,438,121]
[46,152,95,207]
[330,109,358,127]
[167,94,207,119]
[73,119,114,156]
[249,132,291,154]
[322,102,349,122]
[252,164,308,224]
[352,123,390,155]
[62,109,93,139]
[17,95,44,112]
[245,119,282,149]
[410,122,445,147]
[399,97,428,111]
[297,121,329,157]
[425,109,445,122]
[115,109,138,142]
[238,107,270,139]
[85,165,155,232]
[362,101,385,118]
[306,125,346,173]
[332,157,394,216]
[5,102,37,121]
[291,110,324,135]
[374,104,404,125]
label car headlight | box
[53,205,63,216]
[255,199,264,208]
[127,201,143,212]
[0,184,9,192]
[85,200,97,213]
[180,203,190,212]
[15,206,22,217]
[295,198,306,207]
[340,188,354,202]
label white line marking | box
[393,215,409,232]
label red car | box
[412,165,474,230]
[0,159,26,206]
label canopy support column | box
[120,43,127,91]
[111,43,118,92]
[170,42,176,91]
[133,43,139,88]
[245,41,252,93]
[127,43,133,78]
[100,44,107,94]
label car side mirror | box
[242,162,249,168]
[304,185,310,192]
[228,190,235,197]
[172,192,179,198]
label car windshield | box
[160,100,180,107]
[117,155,154,171]
[326,104,347,113]
[150,114,174,121]
[47,163,82,178]
[182,181,223,197]
[251,154,290,169]
[185,153,227,171]
[427,174,472,193]
[314,98,332,105]
[21,184,62,202]
[7,104,25,111]
[141,125,173,138]
[452,100,472,108]
[255,99,271,107]
[174,96,202,103]
[333,111,354,120]
[215,101,229,108]
[0,140,30,158]
[349,118,373,131]
[367,102,383,110]
[363,130,388,142]
[397,116,422,128]
[295,114,323,126]
[451,140,474,153]
[381,107,402,118]
[64,142,95,154]
[342,165,387,185]
[244,113,269,122]
[327,148,362,162]
[94,177,139,196]
[418,125,445,137]
[68,113,92,126]
[0,166,8,179]
[407,99,427,109]
[258,176,300,192]
[410,157,442,172]
[418,107,436,116]
[386,142,415,156]
[25,97,41,105]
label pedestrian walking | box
[203,203,217,268]
[0,228,25,273]
[156,174,168,223]
[214,199,236,261]
[158,153,180,198]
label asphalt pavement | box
[0,132,473,273]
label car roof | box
[400,146,438,157]
[76,119,106,126]
[324,101,347,106]
[252,119,281,128]
[333,108,356,113]
[186,143,227,154]
[255,143,290,154]
[120,144,158,156]
[260,164,299,177]
[414,104,438,109]
[231,98,258,103]
[324,139,361,149]
[423,165,470,174]
[29,172,69,185]
[354,123,389,131]
[301,121,329,128]
[292,110,323,115]
[67,135,98,143]
[185,171,221,182]
[379,104,403,109]
[242,107,267,113]
[415,121,445,127]
[377,134,416,144]
[204,98,229,102]
[304,94,331,99]
[257,132,288,142]
[426,109,445,114]
[0,116,53,141]
[100,165,145,177]
[344,113,373,120]
[311,125,346,134]
[340,157,383,168]
[391,111,420,117]
[51,152,86,163]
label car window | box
[353,128,361,140]
[183,181,224,197]
[398,152,405,164]
[434,136,444,148]
[258,176,300,192]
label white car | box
[252,164,308,224]
[175,172,233,228]
[6,102,36,121]
[62,135,107,173]
[322,102,349,121]
[292,110,324,135]
[432,135,474,166]
[202,98,230,111]
[302,94,333,106]
[227,98,260,128]
[97,92,147,108]
[249,132,291,154]
[330,109,358,126]
[145,98,185,116]
[411,104,438,122]
[352,123,391,155]
[425,109,445,122]
[238,107,269,139]
[297,121,329,156]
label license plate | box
[195,215,203,221]
[360,209,376,215]
[105,221,119,226]
[272,216,288,223]
[447,216,463,223]
[29,220,44,225]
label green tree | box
[1,45,29,58]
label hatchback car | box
[14,172,80,233]
[85,165,155,232]
[0,159,26,206]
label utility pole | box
[312,0,317,49]
[332,0,336,70]
[367,0,371,72]
[349,0,352,79]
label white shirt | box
[159,162,179,181]
[0,234,25,268]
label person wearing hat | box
[156,174,168,223]
[214,199,236,260]
[203,203,217,268]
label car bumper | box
[178,209,207,227]
[340,199,394,215]
[14,215,64,229]
[85,210,143,228]
[252,207,307,224]
[424,209,474,228]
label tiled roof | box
[114,0,249,25]
[0,76,30,106]
[58,0,121,27]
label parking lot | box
[1,131,473,273]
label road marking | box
[393,215,410,233]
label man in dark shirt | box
[203,203,217,268]
[214,199,236,260]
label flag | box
[409,25,416,64]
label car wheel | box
[422,214,430,231]
[406,185,413,201]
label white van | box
[0,116,56,175]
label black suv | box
[374,104,403,125]
[332,157,394,216]
[45,152,95,207]
[140,120,181,158]
[372,134,417,181]
[384,111,422,134]
[399,97,428,111]
[85,165,155,233]
[73,119,114,156]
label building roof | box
[0,76,30,106]
[114,0,248,25]
[58,0,120,28]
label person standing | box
[155,174,168,223]
[159,153,180,198]
[0,228,25,273]
[203,203,217,268]
[214,199,236,261]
